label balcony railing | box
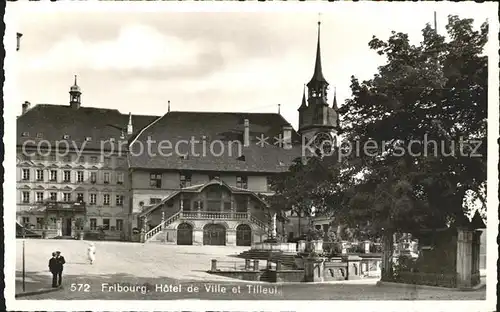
[181,211,249,220]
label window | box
[36,132,43,138]
[48,154,56,162]
[182,199,191,211]
[50,192,57,201]
[117,158,126,167]
[104,172,110,184]
[63,193,71,202]
[103,194,110,205]
[90,156,98,164]
[208,174,220,181]
[116,219,123,231]
[89,193,97,205]
[36,169,44,181]
[117,172,124,185]
[85,137,92,141]
[90,172,97,183]
[77,155,85,163]
[22,191,30,203]
[195,200,204,210]
[50,170,57,182]
[36,217,44,229]
[235,196,248,212]
[116,195,124,206]
[77,171,84,182]
[236,176,248,189]
[22,217,30,225]
[207,187,222,212]
[90,218,97,230]
[149,198,162,205]
[104,157,111,166]
[22,132,29,137]
[102,219,110,230]
[22,169,30,181]
[150,173,162,188]
[36,192,44,202]
[63,170,71,182]
[180,173,192,188]
[63,155,72,163]
[77,193,84,202]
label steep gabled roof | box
[128,111,303,172]
[17,104,159,151]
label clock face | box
[313,132,334,155]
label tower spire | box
[69,75,81,109]
[307,18,328,88]
[332,86,338,109]
[298,84,307,111]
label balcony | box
[45,201,86,213]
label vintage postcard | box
[3,1,498,311]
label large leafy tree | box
[337,15,488,278]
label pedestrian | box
[87,243,96,264]
[48,252,58,288]
[55,251,65,286]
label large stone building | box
[16,21,339,244]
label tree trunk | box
[381,230,394,281]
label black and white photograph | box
[3,1,498,311]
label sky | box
[10,2,493,129]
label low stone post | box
[343,255,362,280]
[211,259,217,272]
[456,228,474,289]
[253,260,260,271]
[364,240,371,254]
[304,256,325,282]
[297,240,307,252]
[245,259,251,271]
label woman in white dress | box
[87,243,96,265]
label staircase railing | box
[145,211,181,241]
[250,215,268,232]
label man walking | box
[48,252,58,288]
[55,251,66,287]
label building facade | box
[16,21,339,244]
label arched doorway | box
[236,224,252,246]
[177,223,193,245]
[203,224,226,246]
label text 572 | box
[70,283,91,292]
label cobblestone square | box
[15,239,486,300]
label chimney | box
[243,119,250,147]
[282,125,293,149]
[22,101,30,115]
[127,112,133,135]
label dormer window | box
[36,133,43,138]
[63,134,70,140]
[85,137,92,141]
[22,132,29,137]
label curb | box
[376,281,486,292]
[15,285,62,298]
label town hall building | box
[16,21,339,245]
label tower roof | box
[70,75,81,93]
[307,21,328,88]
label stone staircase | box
[144,211,270,243]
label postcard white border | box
[4,1,499,311]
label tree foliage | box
[268,15,488,238]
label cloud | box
[26,24,204,71]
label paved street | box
[15,239,486,300]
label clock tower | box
[298,21,339,154]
